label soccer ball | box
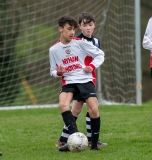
[67,132,88,152]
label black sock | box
[62,111,78,134]
[90,116,100,148]
[60,116,77,142]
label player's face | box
[79,19,96,38]
[59,23,75,44]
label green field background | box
[0,103,151,160]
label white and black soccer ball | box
[67,132,88,152]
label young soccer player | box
[55,12,108,149]
[142,17,152,77]
[49,15,105,151]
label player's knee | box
[72,107,82,117]
[92,107,98,113]
[89,107,99,118]
[59,101,68,109]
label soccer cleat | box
[97,141,108,148]
[55,139,66,148]
[90,147,100,151]
[58,144,70,152]
[88,140,108,148]
[0,152,2,156]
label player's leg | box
[56,100,83,147]
[77,82,100,150]
[72,99,106,148]
[86,99,108,148]
[81,82,108,148]
[58,92,79,152]
[71,100,84,117]
[85,96,101,150]
[72,93,92,142]
[59,91,78,134]
[58,85,81,152]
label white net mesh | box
[100,1,136,103]
[0,0,136,107]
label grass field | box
[0,104,152,160]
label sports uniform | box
[142,17,152,77]
[50,37,104,102]
[50,37,104,85]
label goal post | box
[0,0,142,108]
[135,0,142,105]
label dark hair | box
[78,12,95,24]
[58,16,78,28]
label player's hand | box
[56,64,66,74]
[83,66,93,73]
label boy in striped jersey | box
[55,12,108,149]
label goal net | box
[0,0,138,107]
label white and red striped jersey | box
[49,37,104,86]
[142,17,152,68]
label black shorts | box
[60,81,97,102]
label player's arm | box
[143,18,152,50]
[49,48,65,77]
[56,64,66,75]
[80,40,105,70]
[83,38,101,73]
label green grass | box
[0,105,152,160]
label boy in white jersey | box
[142,17,152,77]
[56,12,108,148]
[49,16,104,151]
